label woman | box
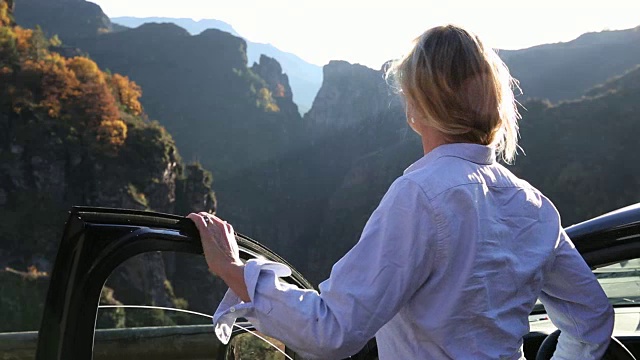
[187,25,613,359]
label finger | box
[209,214,228,229]
[198,212,212,224]
[224,222,234,237]
[186,213,208,233]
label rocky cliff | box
[111,16,324,115]
[65,23,304,182]
[1,1,216,331]
[14,0,113,38]
[251,54,299,117]
[305,60,395,130]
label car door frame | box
[567,204,640,268]
[35,206,314,360]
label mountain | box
[585,64,640,97]
[305,60,394,129]
[66,24,304,181]
[6,0,640,307]
[13,0,113,38]
[510,65,640,222]
[111,16,323,114]
[0,0,216,330]
[112,16,240,37]
[501,26,640,102]
[9,0,322,281]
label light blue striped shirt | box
[214,143,614,359]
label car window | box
[594,258,640,306]
[530,257,640,336]
[93,251,289,360]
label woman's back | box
[375,143,612,359]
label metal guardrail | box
[0,325,222,360]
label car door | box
[34,206,336,360]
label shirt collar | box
[404,143,496,175]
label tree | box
[0,1,11,27]
[110,74,143,116]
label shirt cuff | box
[212,258,292,344]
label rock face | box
[0,111,214,264]
[111,16,323,115]
[1,0,218,331]
[304,61,396,130]
[66,23,303,182]
[175,164,217,215]
[251,55,299,117]
[13,0,113,38]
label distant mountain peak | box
[133,22,190,37]
[498,24,640,102]
[323,60,381,81]
[112,16,239,37]
[572,26,640,46]
[111,16,322,115]
[13,0,112,38]
[198,27,235,38]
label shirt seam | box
[401,177,445,271]
[435,153,494,166]
[425,181,532,201]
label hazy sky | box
[92,0,640,68]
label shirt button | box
[230,307,236,313]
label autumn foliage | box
[0,1,10,27]
[0,3,144,154]
[256,87,280,113]
[111,73,143,116]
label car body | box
[29,204,640,359]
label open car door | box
[35,207,378,360]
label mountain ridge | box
[112,16,240,37]
[499,25,640,102]
[111,16,322,114]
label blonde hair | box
[386,25,521,163]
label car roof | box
[567,203,640,254]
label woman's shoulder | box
[400,156,545,201]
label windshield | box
[530,257,640,336]
[595,259,640,306]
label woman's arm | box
[539,230,614,359]
[192,177,440,359]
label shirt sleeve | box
[212,177,439,359]
[538,230,615,360]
